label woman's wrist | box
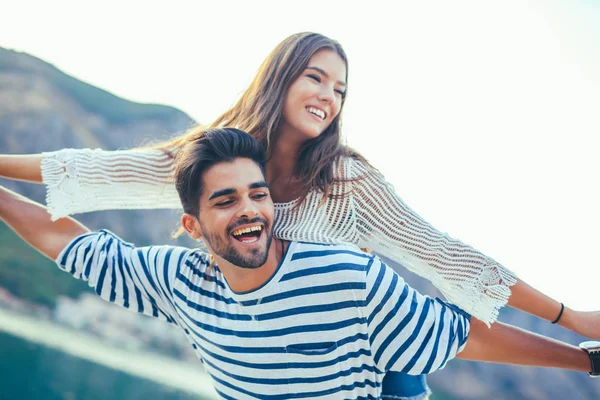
[0,154,43,183]
[557,305,577,331]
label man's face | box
[196,158,274,269]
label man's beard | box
[199,217,273,269]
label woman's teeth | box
[307,107,325,120]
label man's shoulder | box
[288,241,377,265]
[73,229,210,264]
[280,242,379,291]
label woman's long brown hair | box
[147,32,369,202]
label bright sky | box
[2,0,599,312]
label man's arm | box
[366,257,471,374]
[459,318,590,372]
[0,185,88,260]
[366,257,592,375]
[0,185,186,324]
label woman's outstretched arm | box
[350,158,599,339]
[14,148,182,220]
[0,154,44,183]
[351,158,516,325]
[508,279,600,340]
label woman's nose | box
[318,85,335,104]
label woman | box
[1,32,598,400]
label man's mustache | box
[226,217,269,236]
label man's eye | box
[216,200,234,207]
[253,193,268,200]
[335,88,346,97]
[307,74,321,83]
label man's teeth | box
[232,226,262,237]
[307,107,325,119]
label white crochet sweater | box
[41,148,517,324]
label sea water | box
[0,309,216,400]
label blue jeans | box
[381,372,431,400]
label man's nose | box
[236,197,259,219]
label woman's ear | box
[181,213,202,240]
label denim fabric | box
[381,373,431,400]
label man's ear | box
[181,213,202,240]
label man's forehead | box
[201,159,265,197]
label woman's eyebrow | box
[306,66,346,87]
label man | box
[1,128,596,399]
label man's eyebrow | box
[208,182,269,201]
[250,181,269,190]
[306,66,347,87]
[209,188,236,201]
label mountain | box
[1,47,598,399]
[0,47,195,245]
[0,47,197,306]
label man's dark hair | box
[174,128,266,217]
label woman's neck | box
[266,135,302,182]
[266,135,305,202]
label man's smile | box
[231,223,264,244]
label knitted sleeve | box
[41,148,182,220]
[350,158,518,325]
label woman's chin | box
[281,123,326,143]
[299,126,325,140]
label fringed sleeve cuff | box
[41,148,182,221]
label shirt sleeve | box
[55,229,189,324]
[350,158,517,326]
[365,256,471,375]
[41,148,182,220]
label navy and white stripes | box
[57,230,470,399]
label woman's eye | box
[335,89,346,97]
[307,74,321,83]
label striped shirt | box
[57,230,471,399]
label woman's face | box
[279,49,347,142]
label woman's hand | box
[561,309,600,340]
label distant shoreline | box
[0,308,217,399]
